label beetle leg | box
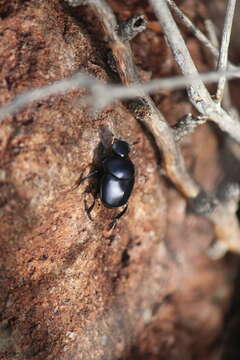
[115,203,128,220]
[71,169,100,191]
[108,203,128,231]
[82,171,101,221]
[83,192,96,221]
[80,169,100,183]
[71,169,100,220]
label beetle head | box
[112,139,130,158]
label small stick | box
[167,0,239,76]
[150,0,240,143]
[167,0,218,57]
[205,19,233,112]
[1,68,240,123]
[205,19,219,51]
[172,114,207,143]
[216,0,236,103]
[150,0,212,106]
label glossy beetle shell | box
[100,174,134,207]
[99,141,135,208]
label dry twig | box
[173,114,207,143]
[216,0,236,103]
[205,19,219,52]
[151,0,240,142]
[1,68,240,123]
[167,0,239,75]
[205,19,237,117]
[0,73,98,122]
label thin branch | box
[167,0,218,58]
[102,68,240,105]
[173,114,207,143]
[205,19,219,51]
[167,0,239,75]
[205,11,240,165]
[216,0,236,103]
[205,19,235,115]
[1,68,240,122]
[169,0,240,132]
[150,0,240,143]
[0,72,98,121]
[0,69,239,124]
[152,0,212,107]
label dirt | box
[0,0,239,359]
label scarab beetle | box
[100,139,135,208]
[80,139,135,213]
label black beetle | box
[100,139,135,208]
[80,139,135,214]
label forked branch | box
[151,0,240,143]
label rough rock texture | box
[0,1,239,359]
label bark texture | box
[0,1,238,359]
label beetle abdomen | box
[100,174,134,208]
